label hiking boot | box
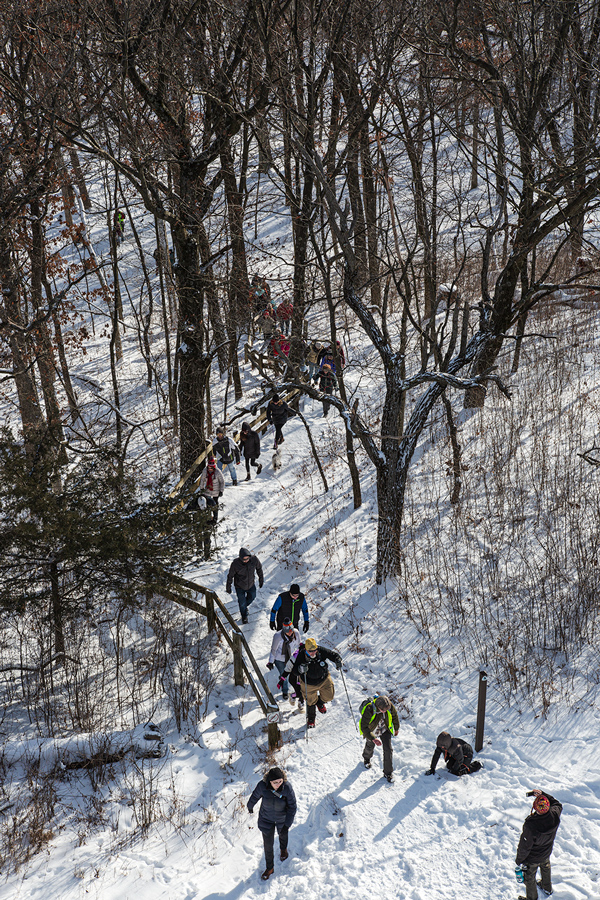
[307,721,315,729]
[282,694,289,701]
[245,473,251,481]
[317,700,327,714]
[257,464,262,474]
[241,616,248,625]
[261,868,274,881]
[385,774,394,783]
[471,760,483,772]
[280,849,289,861]
[278,436,285,444]
[363,760,372,769]
[537,884,553,896]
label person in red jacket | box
[276,300,293,335]
[515,790,562,900]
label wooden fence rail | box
[157,573,282,749]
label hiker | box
[198,457,224,524]
[306,340,323,382]
[250,275,271,314]
[359,694,400,783]
[114,208,125,243]
[212,426,241,486]
[317,363,337,417]
[266,394,294,449]
[258,306,277,345]
[239,422,262,481]
[248,767,296,881]
[425,731,483,776]
[276,300,293,335]
[270,584,309,632]
[287,637,342,729]
[185,492,213,560]
[267,619,301,702]
[270,331,290,359]
[515,790,562,900]
[226,547,264,624]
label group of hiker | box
[224,551,562,894]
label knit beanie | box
[273,393,280,402]
[533,796,551,815]
[436,731,452,749]
[290,584,301,594]
[267,767,284,783]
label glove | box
[269,621,277,631]
[248,806,254,814]
[394,730,399,737]
[303,621,310,633]
[218,491,223,498]
[515,865,527,884]
[276,678,284,690]
[425,768,435,776]
[373,738,382,747]
[226,587,232,594]
[266,662,274,671]
[259,581,264,589]
[281,825,289,834]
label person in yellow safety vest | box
[359,695,400,783]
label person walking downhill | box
[359,694,400,783]
[248,767,297,881]
[306,340,323,382]
[226,547,264,624]
[239,422,262,481]
[212,426,241,486]
[515,790,562,900]
[198,457,224,524]
[317,363,337,417]
[267,619,301,703]
[425,731,483,777]
[266,394,294,449]
[276,299,293,335]
[270,584,310,633]
[287,637,342,729]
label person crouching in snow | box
[287,637,342,728]
[247,767,297,881]
[359,694,400,783]
[425,731,483,776]
[266,618,301,703]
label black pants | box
[363,730,393,777]
[447,745,473,775]
[261,824,288,869]
[206,496,218,523]
[273,423,284,445]
[245,456,259,474]
[523,859,551,899]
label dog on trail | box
[272,447,283,471]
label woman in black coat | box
[247,767,297,880]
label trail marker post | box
[475,670,487,752]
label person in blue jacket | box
[270,584,309,632]
[248,767,297,880]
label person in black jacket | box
[287,637,342,728]
[239,422,262,481]
[317,363,337,417]
[269,584,310,632]
[425,731,483,776]
[515,790,562,900]
[266,394,294,449]
[226,547,264,624]
[212,426,241,485]
[248,767,297,881]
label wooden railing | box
[155,573,282,750]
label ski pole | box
[339,668,358,731]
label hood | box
[239,547,252,559]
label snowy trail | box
[4,402,600,900]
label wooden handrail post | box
[267,706,281,750]
[206,592,216,633]
[233,633,244,686]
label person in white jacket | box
[198,457,225,523]
[266,619,301,703]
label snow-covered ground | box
[3,389,600,900]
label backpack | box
[358,697,377,735]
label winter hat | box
[304,638,318,651]
[239,547,252,559]
[267,767,284,783]
[216,426,225,436]
[436,731,452,749]
[282,618,293,632]
[290,584,301,595]
[533,795,551,815]
[272,393,281,402]
[241,422,250,433]
[207,457,216,468]
[375,696,391,711]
